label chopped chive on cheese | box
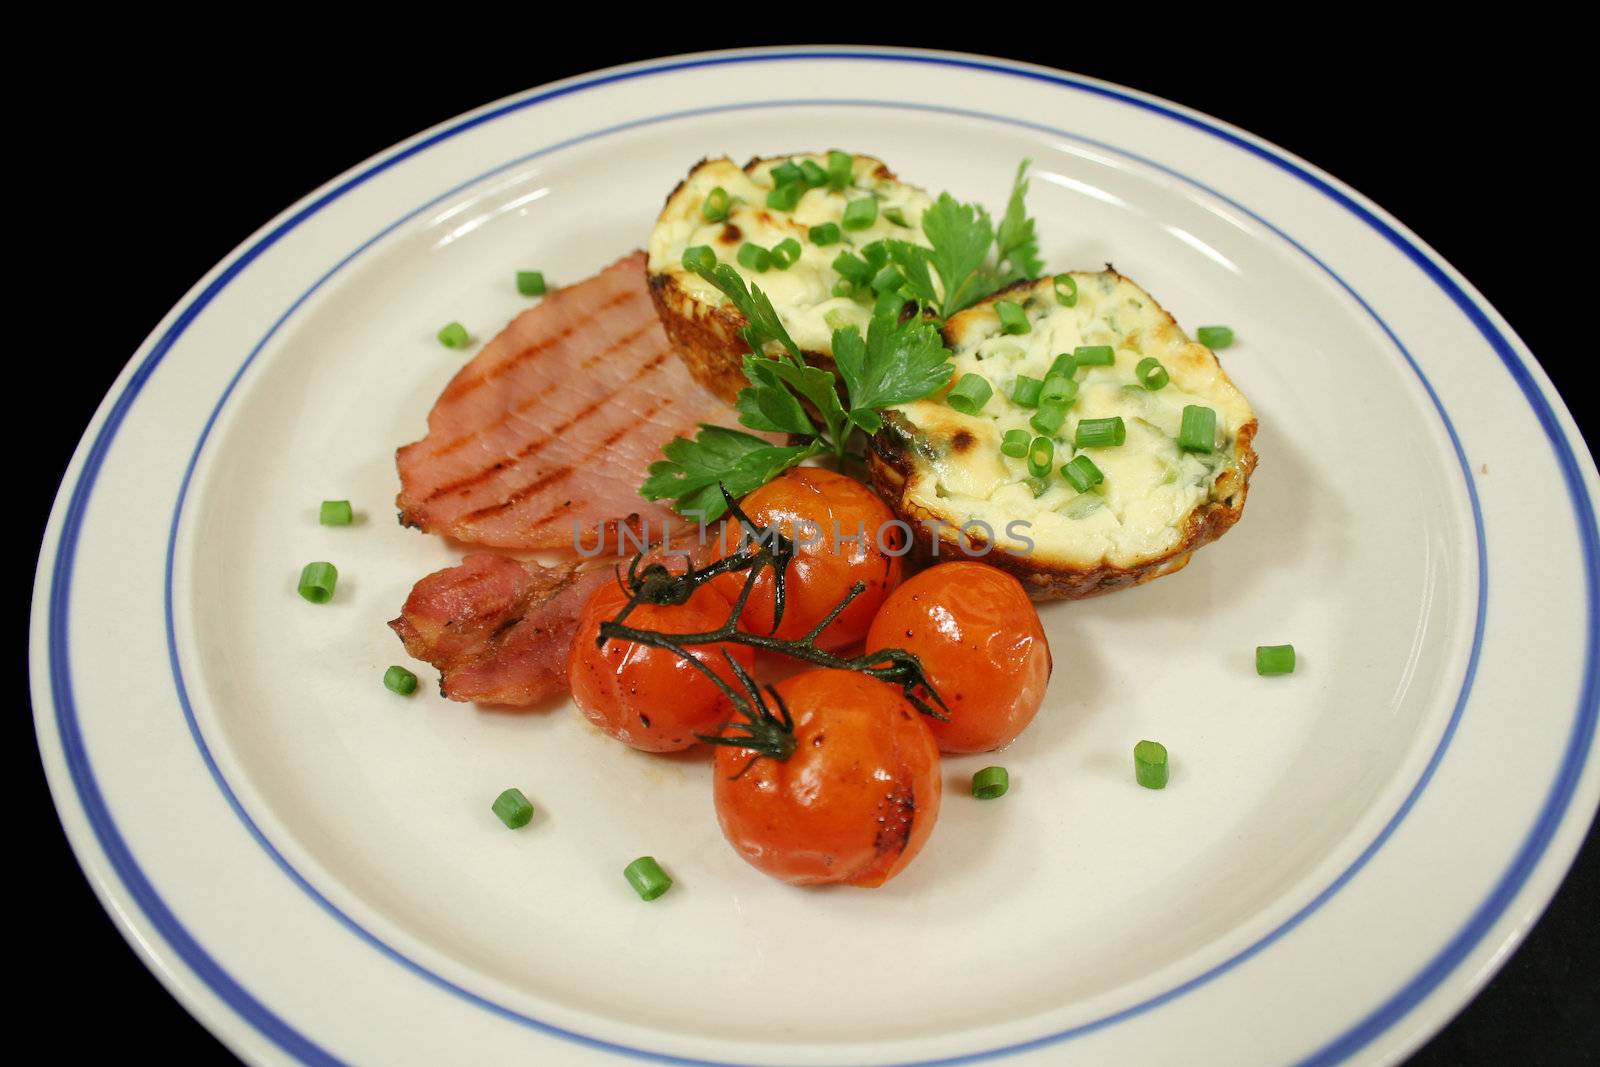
[1197,325,1235,349]
[436,321,469,349]
[1048,353,1077,379]
[1053,273,1078,306]
[766,182,804,212]
[319,500,353,526]
[971,766,1010,799]
[383,665,418,696]
[1027,436,1055,478]
[681,245,716,274]
[808,222,841,246]
[700,186,731,222]
[1136,356,1169,390]
[515,270,547,297]
[623,856,673,901]
[1256,644,1297,675]
[1062,454,1104,493]
[1030,402,1068,437]
[1075,416,1126,449]
[798,159,828,188]
[770,238,802,270]
[883,206,910,228]
[737,242,771,272]
[768,160,804,187]
[1040,374,1078,406]
[826,150,853,190]
[995,300,1030,335]
[1178,405,1217,453]
[842,196,878,230]
[1001,428,1031,458]
[1074,344,1115,366]
[491,788,534,829]
[1134,740,1169,789]
[870,264,905,295]
[831,279,855,298]
[946,373,992,415]
[1011,375,1043,407]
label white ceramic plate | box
[31,48,1599,1066]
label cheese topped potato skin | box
[868,270,1258,601]
[648,153,934,402]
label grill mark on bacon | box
[437,288,636,404]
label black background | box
[22,29,1596,1065]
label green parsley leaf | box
[833,295,954,433]
[885,241,939,309]
[994,160,1045,283]
[694,263,803,362]
[735,356,816,436]
[921,193,997,318]
[639,425,816,519]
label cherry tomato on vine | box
[712,669,941,887]
[712,467,903,650]
[865,562,1051,753]
[567,579,753,752]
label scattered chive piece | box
[799,159,829,188]
[737,242,771,272]
[1134,740,1169,790]
[995,300,1030,335]
[1136,356,1169,391]
[842,197,878,230]
[319,500,353,526]
[297,562,338,604]
[831,279,855,298]
[1024,475,1052,498]
[768,160,804,187]
[1040,374,1078,406]
[1197,325,1234,349]
[766,182,804,212]
[1063,492,1104,519]
[871,264,905,295]
[946,373,993,415]
[1011,375,1044,407]
[700,186,731,222]
[1001,428,1031,457]
[1256,644,1297,675]
[436,322,469,349]
[1027,436,1055,478]
[1178,405,1217,453]
[681,245,716,274]
[1053,273,1078,307]
[770,238,802,270]
[515,270,547,297]
[824,308,853,332]
[491,788,534,829]
[883,206,910,227]
[809,222,841,245]
[383,665,418,696]
[1075,416,1127,449]
[827,150,853,190]
[1030,402,1068,436]
[972,766,1010,799]
[1074,344,1115,366]
[1048,353,1077,379]
[1062,454,1104,492]
[624,856,673,901]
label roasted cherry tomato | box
[568,578,754,752]
[865,562,1051,753]
[713,669,941,887]
[712,467,903,650]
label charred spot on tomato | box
[639,712,652,728]
[719,223,741,244]
[871,784,917,860]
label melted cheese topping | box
[891,272,1254,569]
[647,154,934,354]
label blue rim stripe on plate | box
[38,51,1595,1067]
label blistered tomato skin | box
[866,562,1051,753]
[567,580,754,753]
[713,670,942,887]
[712,467,903,650]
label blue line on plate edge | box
[40,51,1589,1066]
[158,95,1491,1064]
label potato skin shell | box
[712,670,942,887]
